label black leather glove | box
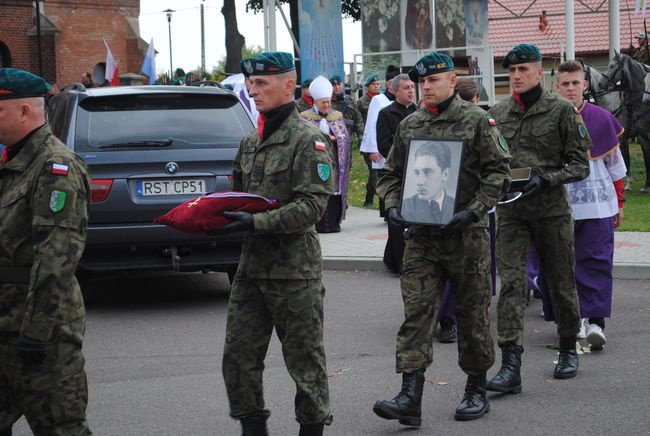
[387,207,405,230]
[520,175,550,199]
[443,210,477,233]
[17,336,50,366]
[221,211,254,232]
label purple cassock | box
[301,107,351,229]
[528,101,624,321]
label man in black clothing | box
[377,73,416,158]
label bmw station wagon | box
[46,85,254,280]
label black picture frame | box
[399,138,465,226]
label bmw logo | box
[165,162,179,174]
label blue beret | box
[0,68,51,100]
[240,52,295,77]
[503,44,542,68]
[408,52,454,82]
[329,75,342,84]
[364,74,379,86]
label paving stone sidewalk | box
[320,206,650,279]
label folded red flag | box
[154,192,281,234]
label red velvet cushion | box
[154,192,280,234]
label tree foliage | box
[213,45,264,80]
[245,0,361,21]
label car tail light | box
[91,179,113,203]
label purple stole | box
[579,102,623,159]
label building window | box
[0,42,11,68]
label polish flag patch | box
[52,163,69,176]
[487,117,497,126]
[314,141,327,151]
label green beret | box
[408,52,454,82]
[301,78,312,87]
[364,74,379,86]
[503,44,542,68]
[240,52,295,77]
[0,68,51,100]
[329,75,342,84]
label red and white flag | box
[103,38,119,86]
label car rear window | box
[74,93,253,151]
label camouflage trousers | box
[496,214,580,346]
[396,226,495,376]
[0,317,91,436]
[222,273,332,425]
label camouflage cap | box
[0,68,51,100]
[364,74,379,86]
[503,44,542,68]
[408,52,454,82]
[240,52,295,77]
[329,75,343,84]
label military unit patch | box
[578,123,587,138]
[314,141,327,151]
[498,136,509,152]
[316,163,330,181]
[49,190,67,213]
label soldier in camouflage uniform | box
[329,75,364,142]
[221,52,335,436]
[632,31,650,64]
[356,74,381,124]
[486,44,590,394]
[295,78,313,113]
[373,52,511,425]
[0,69,92,435]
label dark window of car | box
[74,93,252,151]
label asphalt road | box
[13,270,650,435]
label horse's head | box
[600,54,624,89]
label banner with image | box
[298,0,344,83]
[400,0,436,66]
[360,0,401,84]
[464,0,492,102]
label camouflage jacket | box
[378,96,511,229]
[0,124,91,341]
[331,93,364,140]
[633,46,650,64]
[356,94,373,124]
[295,96,312,114]
[232,109,335,279]
[488,90,590,219]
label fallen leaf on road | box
[328,368,350,378]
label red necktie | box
[424,103,439,116]
[257,113,266,142]
[512,92,525,109]
[1,146,7,165]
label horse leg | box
[619,132,633,190]
[640,135,650,193]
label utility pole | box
[164,9,175,79]
[200,0,205,73]
[35,0,43,77]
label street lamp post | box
[163,9,175,81]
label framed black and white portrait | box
[399,138,465,226]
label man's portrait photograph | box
[399,139,464,225]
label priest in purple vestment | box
[300,75,351,233]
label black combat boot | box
[298,423,324,436]
[455,373,489,421]
[554,336,579,379]
[372,370,425,427]
[241,416,268,436]
[486,344,523,394]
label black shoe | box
[486,345,523,394]
[299,423,324,436]
[554,337,578,379]
[455,374,489,421]
[363,200,374,207]
[439,321,457,343]
[373,370,424,427]
[241,416,268,436]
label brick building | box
[0,0,150,86]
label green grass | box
[347,142,649,231]
[618,143,650,232]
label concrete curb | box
[325,257,650,279]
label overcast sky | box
[138,0,362,75]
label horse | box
[598,53,650,193]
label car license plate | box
[137,179,206,196]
